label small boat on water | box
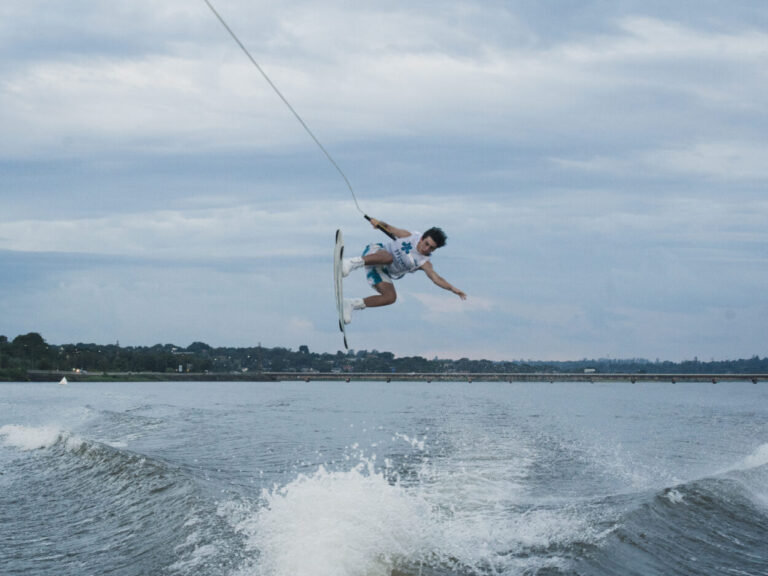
[59,377,68,386]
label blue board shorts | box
[362,243,393,287]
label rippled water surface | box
[1,380,767,575]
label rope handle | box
[364,215,397,240]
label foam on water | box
[0,424,82,451]
[223,439,607,576]
[741,443,768,470]
[734,443,768,510]
[394,433,427,452]
[663,488,685,504]
[233,460,436,576]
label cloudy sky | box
[1,1,766,361]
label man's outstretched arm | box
[420,261,467,300]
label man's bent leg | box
[363,251,394,266]
[346,244,392,278]
[364,282,397,308]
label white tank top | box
[386,232,430,279]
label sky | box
[1,0,767,361]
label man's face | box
[417,235,439,256]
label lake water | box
[1,380,767,576]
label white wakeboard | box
[334,229,348,349]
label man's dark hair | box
[423,227,447,248]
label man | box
[341,217,467,324]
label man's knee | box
[375,284,397,305]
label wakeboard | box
[333,229,348,349]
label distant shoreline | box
[23,370,766,384]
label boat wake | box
[2,423,766,576]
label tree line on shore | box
[1,332,766,381]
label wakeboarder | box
[341,217,467,324]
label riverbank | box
[22,370,766,383]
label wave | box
[216,438,768,576]
[575,458,768,576]
[226,460,435,576]
[220,453,610,576]
[0,423,241,576]
[0,423,83,451]
[4,421,766,576]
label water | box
[1,380,766,576]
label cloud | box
[410,292,494,329]
[0,250,337,350]
[0,198,360,258]
[1,1,767,360]
[645,142,768,180]
[552,140,768,182]
[4,7,761,158]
